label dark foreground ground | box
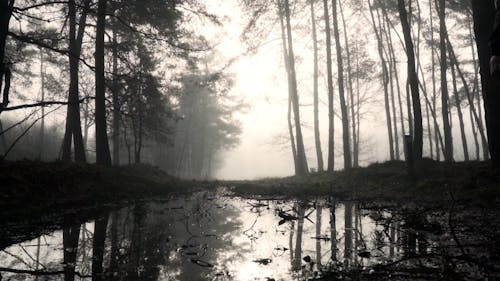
[0,159,499,280]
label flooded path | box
[0,191,499,280]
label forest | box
[1,0,500,280]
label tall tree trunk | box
[339,0,357,167]
[436,0,453,162]
[450,61,469,161]
[0,0,14,109]
[112,23,120,166]
[398,0,423,161]
[39,47,45,160]
[429,0,440,160]
[311,0,324,172]
[368,0,394,161]
[279,1,298,172]
[62,0,88,163]
[446,36,488,162]
[95,0,112,166]
[331,0,351,169]
[323,0,335,173]
[468,15,485,160]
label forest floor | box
[1,159,499,211]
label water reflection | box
[1,194,499,280]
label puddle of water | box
[0,193,499,280]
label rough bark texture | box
[95,0,112,166]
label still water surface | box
[0,191,499,280]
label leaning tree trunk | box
[0,0,14,107]
[311,0,324,172]
[323,0,335,173]
[368,0,394,161]
[398,0,423,162]
[332,0,352,169]
[95,0,112,166]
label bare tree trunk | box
[279,2,298,172]
[331,0,351,169]
[398,0,423,161]
[0,0,14,111]
[468,15,483,160]
[62,0,88,163]
[323,0,335,173]
[112,23,120,166]
[311,0,324,172]
[39,47,45,160]
[339,0,357,167]
[436,0,453,162]
[368,0,394,160]
[450,61,469,161]
[428,0,439,160]
[95,0,112,166]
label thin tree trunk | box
[450,61,469,161]
[468,15,483,160]
[316,205,322,267]
[311,0,324,172]
[112,23,120,166]
[279,1,298,172]
[323,0,335,173]
[331,0,351,169]
[39,47,45,160]
[339,0,357,167]
[398,0,423,161]
[368,0,394,160]
[95,0,112,166]
[429,0,440,160]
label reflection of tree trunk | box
[92,217,108,281]
[323,0,335,172]
[293,205,305,270]
[344,202,353,269]
[330,202,337,263]
[289,220,295,265]
[109,212,119,280]
[316,205,322,267]
[389,222,395,259]
[63,225,81,281]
